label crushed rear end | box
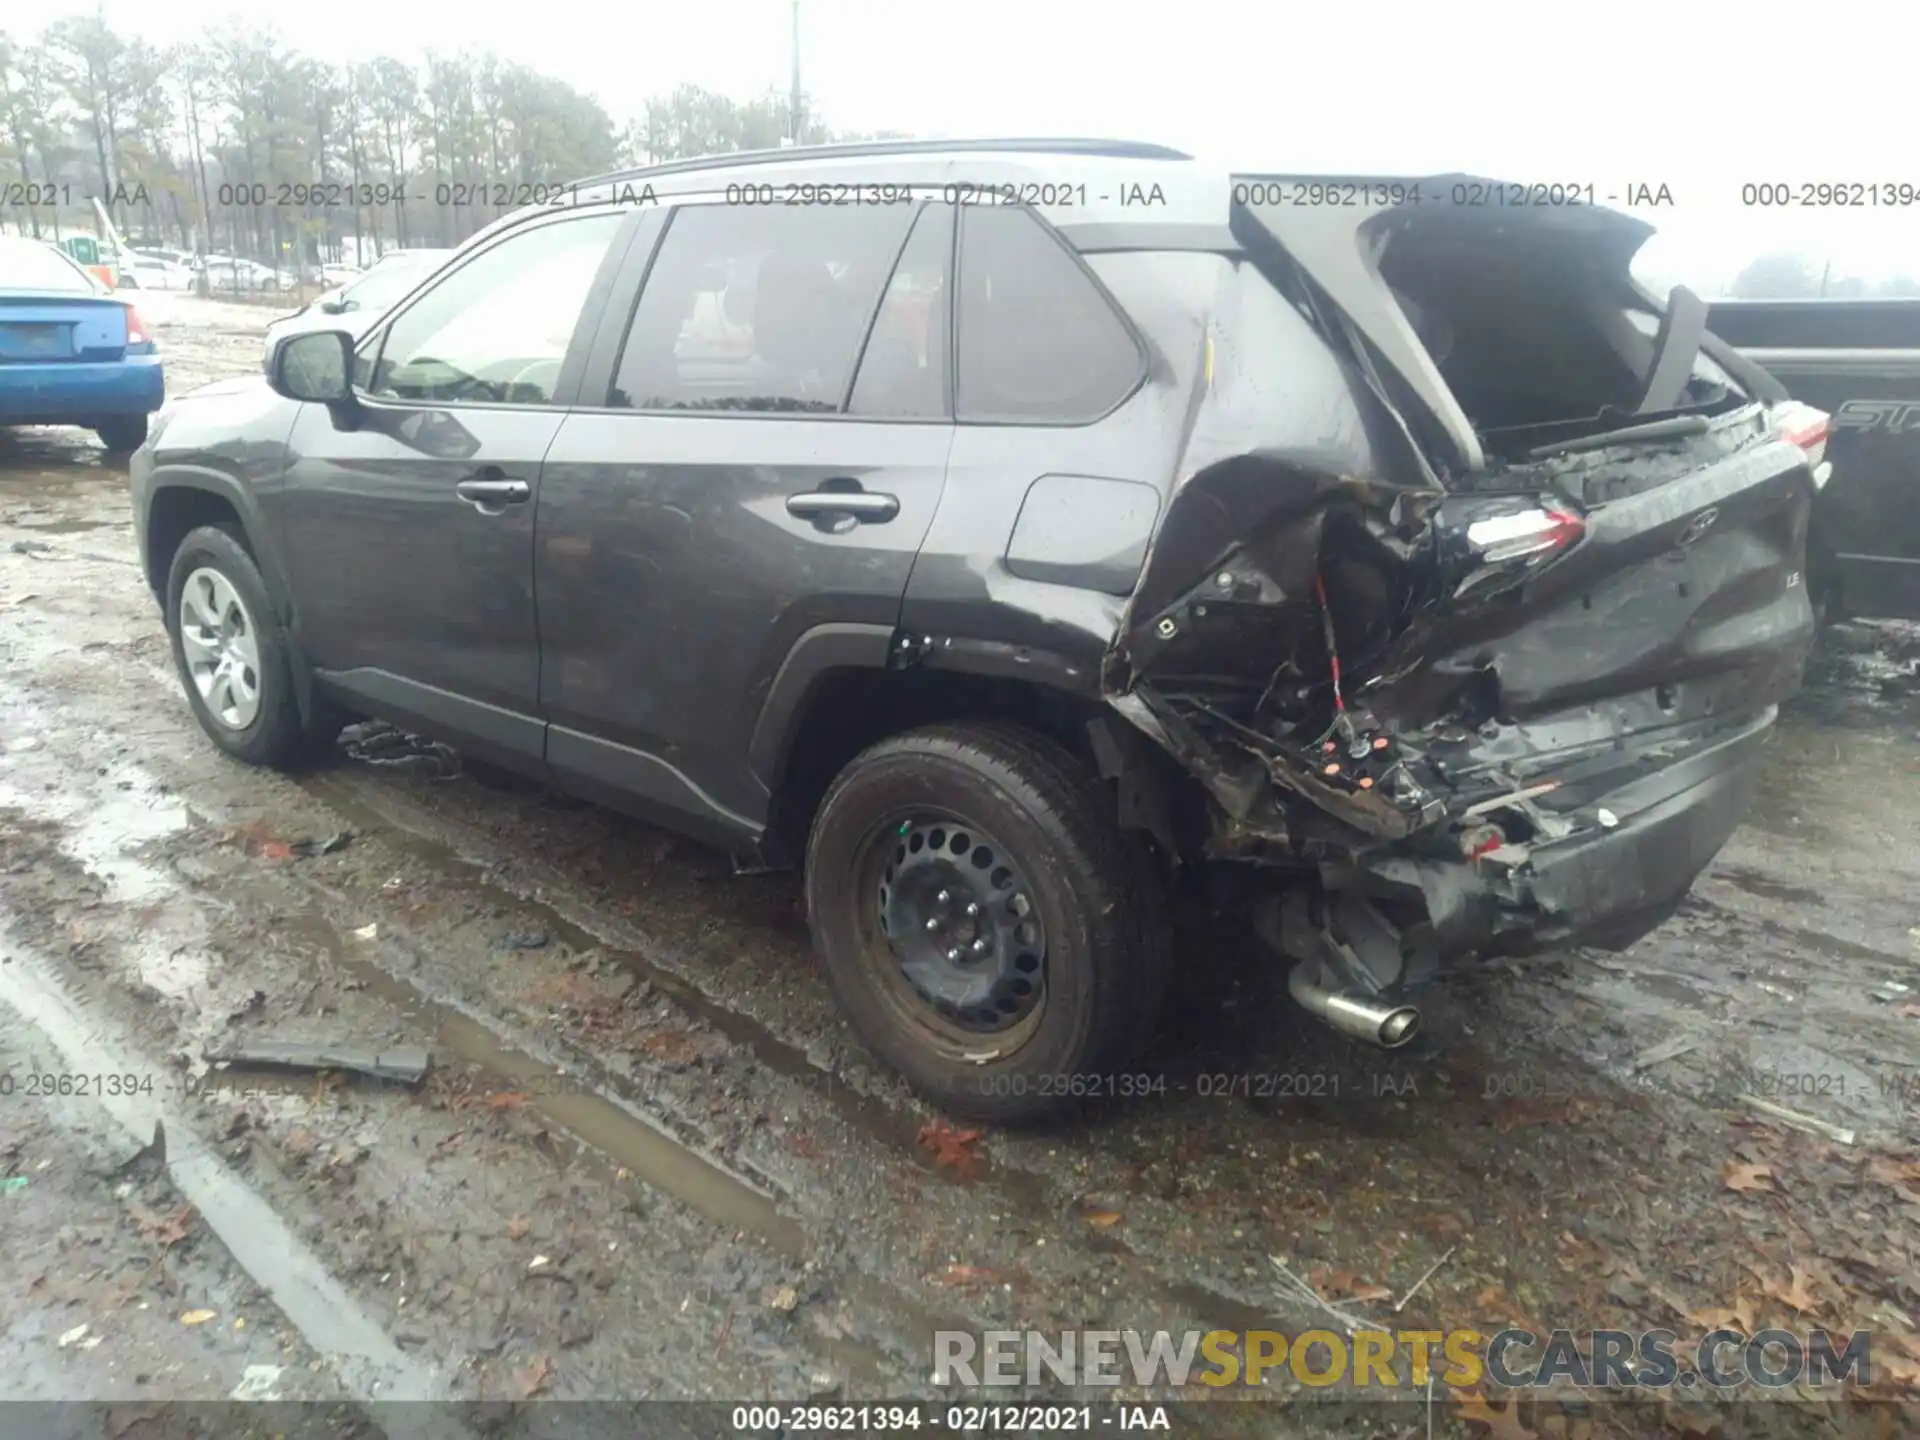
[1107,178,1819,1038]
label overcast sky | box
[14,0,1920,290]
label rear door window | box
[608,202,915,413]
[954,206,1143,424]
[848,204,952,420]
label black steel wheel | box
[805,722,1172,1124]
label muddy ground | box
[2,296,1918,1439]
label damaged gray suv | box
[129,140,1821,1122]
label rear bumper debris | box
[1355,705,1776,960]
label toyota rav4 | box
[128,139,1821,1122]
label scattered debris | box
[1629,1034,1700,1072]
[931,1263,1001,1289]
[351,923,378,942]
[1872,982,1913,1003]
[1082,1208,1124,1229]
[917,1121,983,1177]
[1,1175,28,1196]
[342,723,460,777]
[528,1255,552,1272]
[496,930,550,951]
[179,1309,216,1326]
[504,1353,554,1399]
[1737,1094,1856,1146]
[132,1203,195,1248]
[767,1285,799,1312]
[1393,1244,1456,1312]
[290,831,352,857]
[229,1364,284,1401]
[1722,1160,1777,1194]
[507,1215,531,1240]
[57,1323,91,1348]
[1269,1255,1371,1335]
[205,1040,431,1086]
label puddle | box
[299,770,1073,1208]
[275,905,809,1259]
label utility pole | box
[789,0,804,145]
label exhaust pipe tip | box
[1374,1006,1421,1049]
[1288,963,1422,1050]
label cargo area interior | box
[1373,211,1754,462]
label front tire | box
[165,524,328,769]
[96,415,148,453]
[805,722,1172,1125]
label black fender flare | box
[144,467,321,724]
[746,623,898,794]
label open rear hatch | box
[1110,178,1818,958]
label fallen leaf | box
[506,1216,531,1241]
[639,1030,700,1063]
[1867,1155,1920,1191]
[104,1407,164,1439]
[133,1203,195,1248]
[1449,1388,1535,1440]
[1686,1304,1753,1336]
[1895,1004,1920,1019]
[1722,1160,1776,1194]
[767,1285,798,1312]
[505,1353,554,1399]
[916,1121,983,1177]
[1776,1263,1825,1314]
[931,1263,1000,1289]
[179,1309,216,1326]
[1082,1209,1124,1229]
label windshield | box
[0,238,98,293]
[343,262,433,313]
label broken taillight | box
[1772,401,1831,487]
[1464,507,1587,565]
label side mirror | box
[320,298,347,315]
[271,329,356,405]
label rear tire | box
[96,416,148,454]
[165,524,331,769]
[804,722,1173,1125]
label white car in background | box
[262,248,455,367]
[120,253,196,291]
[203,256,285,293]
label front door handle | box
[455,469,530,513]
[786,489,899,524]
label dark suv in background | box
[128,139,1821,1122]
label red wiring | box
[1314,573,1346,714]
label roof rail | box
[574,137,1192,192]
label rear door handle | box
[455,470,531,512]
[785,490,899,523]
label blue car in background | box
[0,234,165,454]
